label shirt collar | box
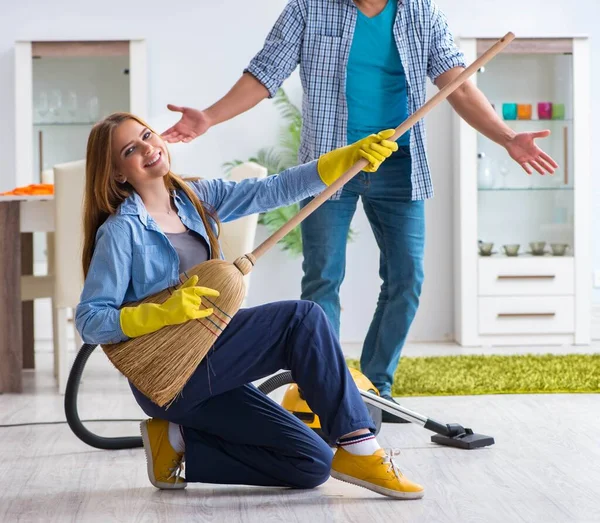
[118,189,182,227]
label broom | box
[102,32,516,407]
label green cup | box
[552,103,565,120]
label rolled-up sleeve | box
[426,0,466,83]
[244,0,305,97]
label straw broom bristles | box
[102,254,255,407]
[99,32,514,408]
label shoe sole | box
[140,421,187,490]
[330,470,424,500]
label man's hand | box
[503,130,559,175]
[161,105,212,143]
[438,68,560,177]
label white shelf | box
[454,35,591,347]
[33,122,96,126]
[478,187,573,192]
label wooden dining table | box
[0,194,54,393]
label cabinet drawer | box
[478,258,574,296]
[478,296,574,335]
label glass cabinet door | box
[476,49,574,258]
[31,55,130,182]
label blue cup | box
[502,103,517,120]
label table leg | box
[21,233,34,369]
[0,202,23,393]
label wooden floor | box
[1,349,599,523]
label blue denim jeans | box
[300,146,425,396]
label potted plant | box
[223,88,354,256]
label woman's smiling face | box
[111,118,170,187]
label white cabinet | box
[454,36,591,346]
[15,40,148,188]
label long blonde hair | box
[82,112,220,278]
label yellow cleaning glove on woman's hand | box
[317,129,399,186]
[119,275,220,338]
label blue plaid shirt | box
[245,0,466,200]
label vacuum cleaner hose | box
[65,355,385,449]
[257,371,295,395]
[65,347,493,451]
[64,351,295,450]
[64,343,142,450]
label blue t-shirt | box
[346,0,410,146]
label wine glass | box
[36,91,49,123]
[87,96,99,122]
[499,160,509,189]
[66,90,78,121]
[48,89,63,122]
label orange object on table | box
[0,184,54,196]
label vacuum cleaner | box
[259,369,495,450]
[65,344,495,451]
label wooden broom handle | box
[251,31,516,261]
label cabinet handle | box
[38,130,43,180]
[497,275,555,280]
[497,312,556,318]
[563,126,568,185]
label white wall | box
[1,0,598,344]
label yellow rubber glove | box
[317,129,399,186]
[119,275,220,338]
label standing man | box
[162,0,557,421]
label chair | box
[17,161,84,394]
[52,160,87,393]
[218,162,268,304]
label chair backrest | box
[219,162,268,261]
[219,162,268,300]
[53,159,86,309]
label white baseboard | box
[592,306,600,340]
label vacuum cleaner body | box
[280,367,383,439]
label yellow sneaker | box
[140,419,186,489]
[331,447,424,499]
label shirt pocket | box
[305,35,342,79]
[132,244,167,285]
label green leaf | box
[221,87,355,257]
[259,204,304,256]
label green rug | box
[346,354,600,396]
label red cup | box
[537,102,552,119]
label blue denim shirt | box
[75,161,324,345]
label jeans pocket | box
[395,145,411,159]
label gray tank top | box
[165,229,210,274]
